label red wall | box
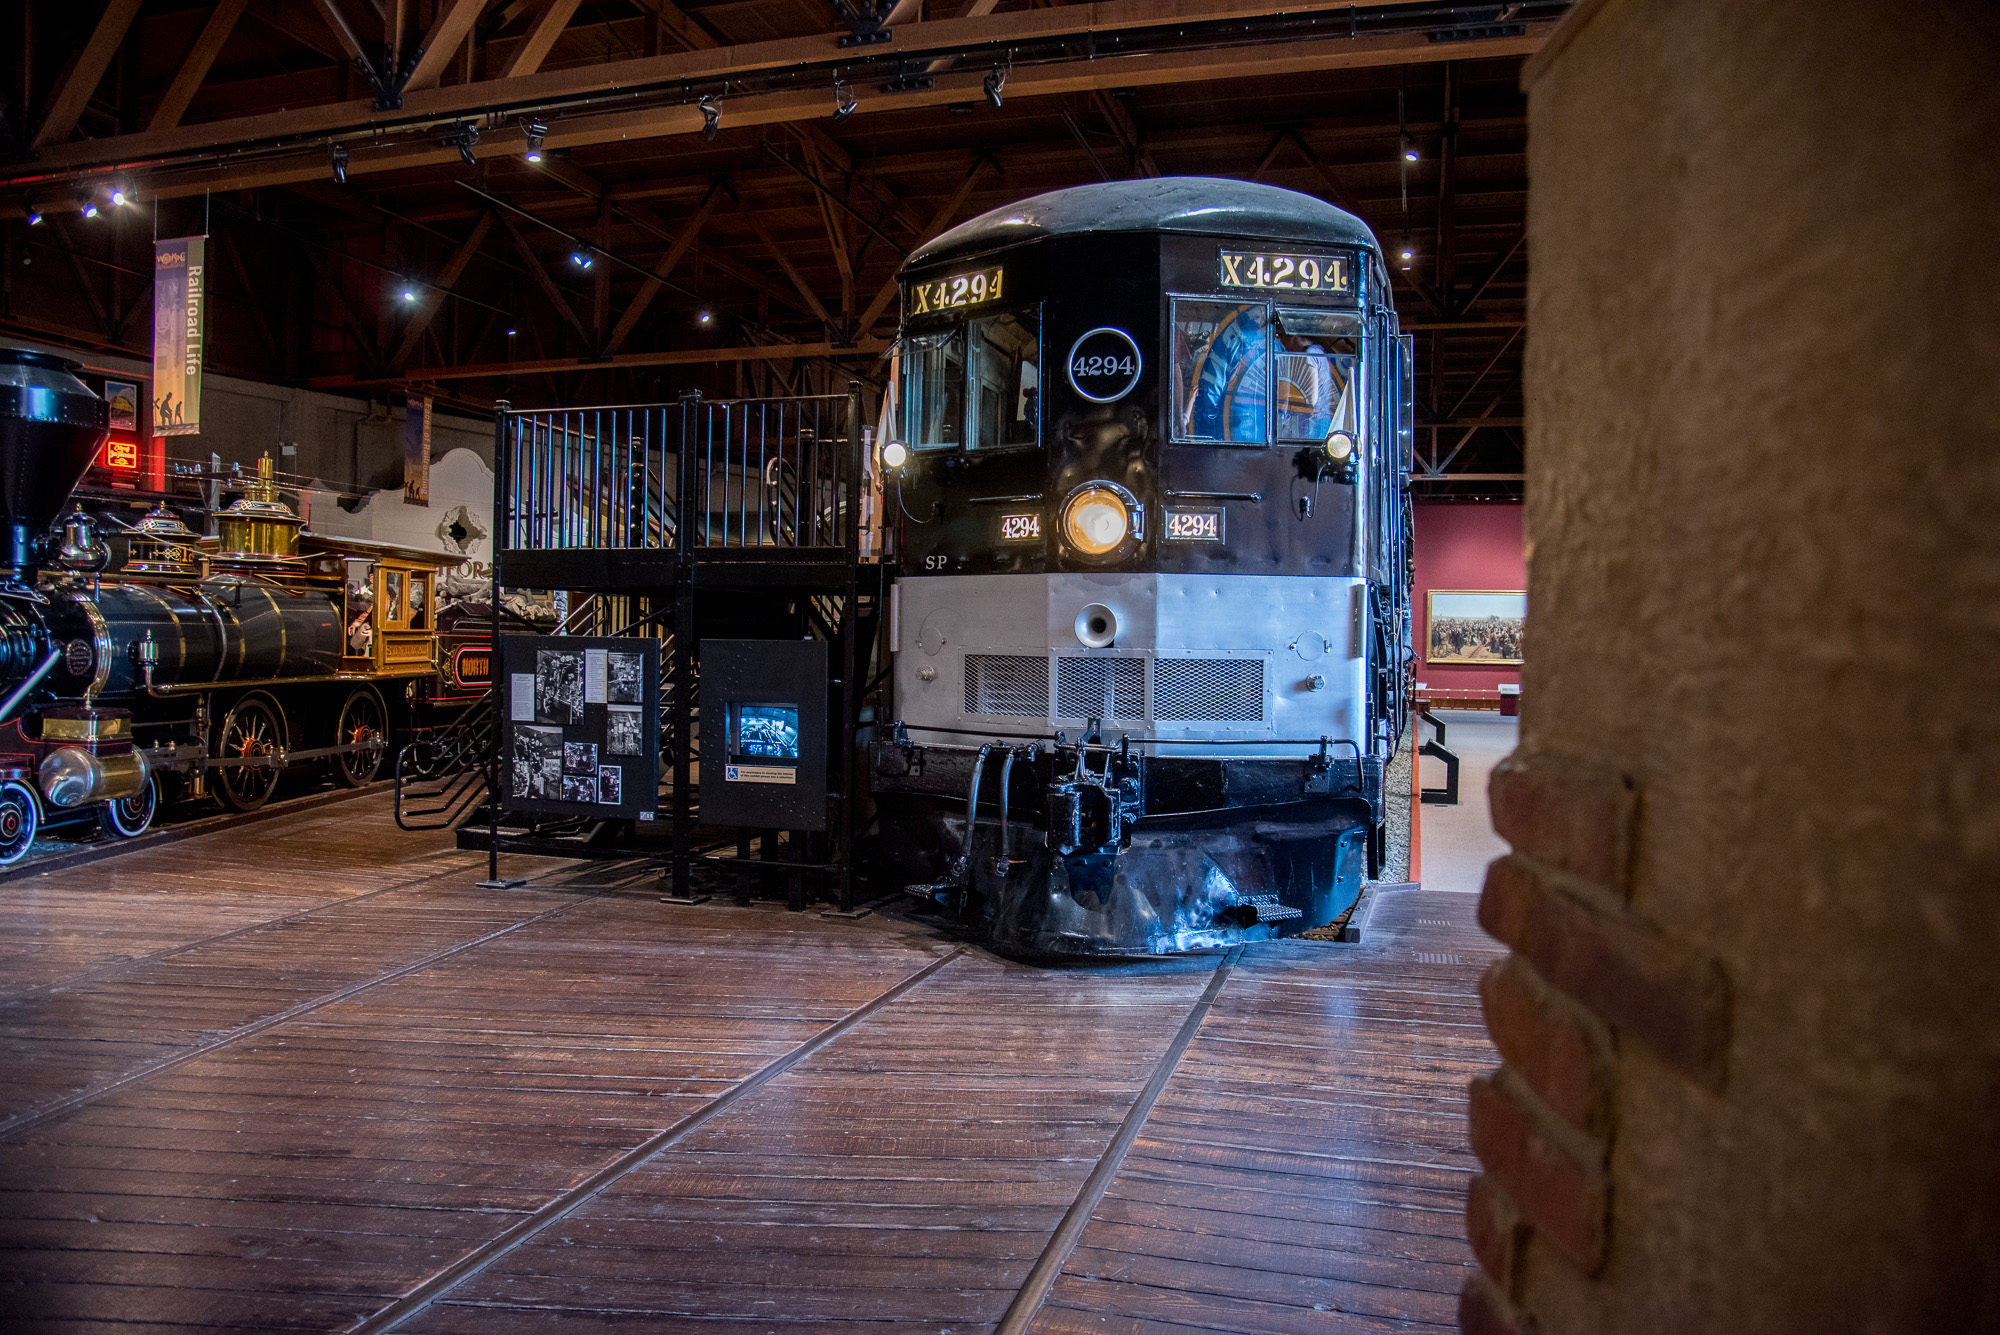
[1413,502,1525,696]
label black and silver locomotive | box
[871,178,1414,956]
[0,348,464,862]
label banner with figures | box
[403,391,433,504]
[151,236,206,436]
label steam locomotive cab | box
[872,179,1414,956]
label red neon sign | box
[103,439,139,470]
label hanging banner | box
[151,236,205,436]
[403,392,433,504]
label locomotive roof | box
[904,177,1380,273]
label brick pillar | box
[1466,2,2000,1332]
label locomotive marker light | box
[1066,327,1143,403]
[880,440,908,470]
[1061,482,1141,558]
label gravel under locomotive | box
[0,348,464,862]
[872,178,1414,956]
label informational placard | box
[499,635,660,819]
[152,236,205,436]
[698,639,829,831]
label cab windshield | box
[902,308,1040,451]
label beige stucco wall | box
[1516,1,2000,1330]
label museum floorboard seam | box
[0,793,1501,1333]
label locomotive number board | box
[908,265,1005,315]
[999,513,1042,542]
[1219,249,1352,296]
[1164,507,1226,542]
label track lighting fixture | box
[832,81,857,122]
[330,145,349,184]
[699,96,721,142]
[77,191,98,219]
[1403,137,1419,162]
[443,123,480,167]
[570,250,593,269]
[26,211,42,226]
[400,288,416,302]
[109,186,129,207]
[984,63,1007,110]
[522,119,547,163]
[698,310,712,324]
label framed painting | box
[1426,589,1526,665]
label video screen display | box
[732,703,800,762]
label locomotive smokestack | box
[0,348,111,587]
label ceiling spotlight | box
[698,310,712,324]
[110,187,129,207]
[26,211,43,226]
[699,96,721,142]
[984,64,1007,110]
[1403,139,1419,162]
[78,192,99,219]
[506,327,517,336]
[522,119,547,163]
[400,288,416,302]
[832,81,857,122]
[330,145,349,184]
[443,123,480,167]
[570,250,593,269]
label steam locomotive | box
[0,347,468,863]
[871,178,1414,956]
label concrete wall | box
[4,335,492,498]
[1413,502,1524,699]
[1463,3,2000,1333]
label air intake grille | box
[963,654,1049,717]
[1056,656,1144,720]
[1153,658,1265,722]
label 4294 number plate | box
[1163,508,1225,542]
[1219,248,1351,296]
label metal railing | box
[499,392,857,557]
[393,690,495,831]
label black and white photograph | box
[562,740,598,775]
[607,651,645,705]
[605,705,644,756]
[510,725,562,799]
[560,774,594,803]
[597,765,622,805]
[535,647,585,725]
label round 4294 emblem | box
[1066,327,1143,403]
[64,638,94,677]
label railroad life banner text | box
[151,235,206,436]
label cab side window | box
[1170,299,1269,445]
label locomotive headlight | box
[1061,485,1131,556]
[881,440,908,470]
[1324,430,1357,462]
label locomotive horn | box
[0,349,111,589]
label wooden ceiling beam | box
[498,0,584,79]
[388,209,496,369]
[147,0,252,133]
[31,0,146,149]
[17,1,1434,178]
[603,184,719,356]
[404,0,496,94]
[12,22,1551,212]
[853,155,989,338]
[307,335,892,387]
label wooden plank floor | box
[0,798,1500,1333]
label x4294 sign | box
[1219,248,1351,296]
[907,266,1004,315]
